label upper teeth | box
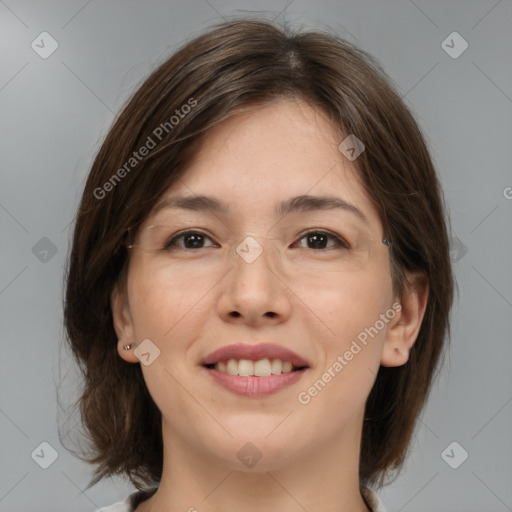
[215,358,295,377]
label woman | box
[63,18,454,512]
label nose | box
[216,236,292,327]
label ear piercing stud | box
[123,343,137,350]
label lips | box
[200,343,311,397]
[200,343,310,368]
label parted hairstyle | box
[62,17,454,491]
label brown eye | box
[294,230,349,250]
[164,231,216,250]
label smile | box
[203,365,309,397]
[200,343,311,397]
[204,358,304,376]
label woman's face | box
[114,97,399,470]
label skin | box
[111,97,428,512]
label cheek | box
[298,264,392,333]
[126,265,208,420]
[127,261,214,340]
[297,275,389,432]
[299,263,393,397]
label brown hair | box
[62,17,454,491]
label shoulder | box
[94,496,131,512]
[95,488,157,512]
[97,487,386,512]
[361,486,388,512]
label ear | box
[381,272,429,367]
[111,283,139,363]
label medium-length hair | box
[63,18,454,491]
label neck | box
[137,409,371,512]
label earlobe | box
[111,284,139,363]
[381,273,429,367]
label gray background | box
[1,1,511,511]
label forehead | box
[149,98,382,231]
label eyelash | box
[163,229,349,251]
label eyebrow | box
[152,194,369,224]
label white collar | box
[361,486,388,512]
